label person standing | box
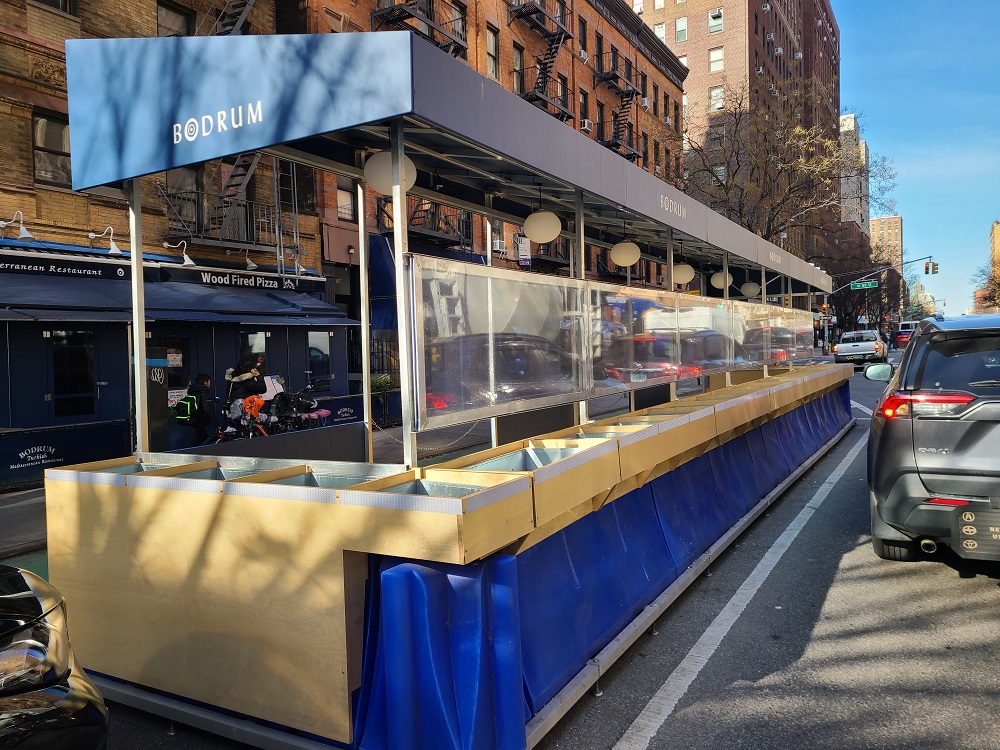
[181,374,218,446]
[226,353,267,401]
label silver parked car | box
[865,314,1000,561]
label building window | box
[675,155,681,177]
[674,101,680,131]
[653,140,660,170]
[675,17,687,42]
[166,165,201,229]
[709,124,725,149]
[654,23,665,41]
[158,1,194,36]
[336,175,356,222]
[652,84,659,116]
[35,0,77,14]
[308,332,332,385]
[682,94,688,120]
[708,7,723,33]
[579,89,589,121]
[453,1,467,52]
[709,47,724,73]
[665,146,671,175]
[709,86,724,111]
[513,44,525,94]
[655,0,664,7]
[33,113,72,188]
[558,74,569,109]
[486,26,499,80]
[678,55,687,68]
[596,102,606,131]
[711,164,727,183]
[642,132,649,166]
[556,0,567,25]
[595,34,604,72]
[578,17,587,50]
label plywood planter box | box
[337,467,534,563]
[596,410,718,480]
[437,438,620,527]
[713,390,773,435]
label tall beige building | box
[839,114,869,237]
[870,215,902,269]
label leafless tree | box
[682,82,895,255]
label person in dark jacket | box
[226,353,267,401]
[185,374,219,446]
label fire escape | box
[507,0,574,121]
[371,0,468,57]
[593,51,640,161]
[158,0,303,264]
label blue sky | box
[836,0,1000,313]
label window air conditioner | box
[755,66,765,74]
[654,165,662,175]
[633,1,644,13]
[775,46,783,54]
[641,97,651,110]
[580,118,594,133]
[817,18,823,26]
[794,51,803,59]
[664,115,672,125]
[492,238,507,257]
[657,275,665,283]
[324,8,352,32]
[762,2,771,10]
[579,48,589,63]
[709,8,722,19]
[765,32,774,41]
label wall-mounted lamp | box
[245,251,258,271]
[347,244,355,255]
[294,256,305,276]
[88,226,122,255]
[163,240,195,267]
[1,211,35,241]
[363,150,417,195]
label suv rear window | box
[914,335,1000,396]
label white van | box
[896,320,920,347]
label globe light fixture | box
[609,240,641,267]
[363,150,417,195]
[672,262,695,285]
[522,210,562,244]
[710,271,733,290]
[741,281,762,298]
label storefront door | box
[45,327,129,424]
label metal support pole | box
[667,229,676,402]
[761,265,769,378]
[485,196,499,448]
[722,251,731,387]
[128,179,148,453]
[823,293,830,356]
[390,121,418,467]
[357,174,373,463]
[575,190,589,424]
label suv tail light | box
[880,391,975,419]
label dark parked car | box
[0,565,108,748]
[742,326,810,363]
[600,334,687,384]
[424,333,579,412]
[865,314,1000,562]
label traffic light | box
[932,262,939,274]
[925,262,930,275]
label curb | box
[0,539,46,560]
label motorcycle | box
[268,383,323,434]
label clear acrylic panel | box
[591,282,680,396]
[412,256,588,430]
[734,300,771,368]
[676,295,734,377]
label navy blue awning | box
[0,274,358,325]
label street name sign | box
[850,280,879,290]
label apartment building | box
[839,113,869,237]
[636,0,840,259]
[870,214,902,270]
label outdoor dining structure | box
[49,31,852,750]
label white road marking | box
[0,495,44,510]
[851,400,874,415]
[613,432,868,750]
